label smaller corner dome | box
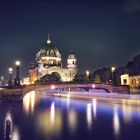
[68,51,77,59]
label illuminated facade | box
[120,74,140,88]
[29,35,78,83]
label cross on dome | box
[47,33,51,44]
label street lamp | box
[111,67,116,85]
[86,70,90,77]
[8,67,13,74]
[111,67,115,72]
[86,70,90,82]
[14,60,21,86]
[8,67,13,87]
[15,60,21,66]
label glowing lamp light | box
[15,60,21,66]
[86,70,90,76]
[111,67,116,72]
[92,84,96,88]
[51,85,55,90]
[8,67,13,73]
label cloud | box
[123,0,140,13]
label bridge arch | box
[22,83,130,97]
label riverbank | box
[0,88,23,102]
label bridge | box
[1,83,130,100]
[21,83,130,96]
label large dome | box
[37,41,61,59]
[40,43,60,58]
[36,36,61,67]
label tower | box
[67,51,77,68]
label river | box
[0,90,140,140]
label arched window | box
[73,61,75,64]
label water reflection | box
[4,112,20,140]
[112,99,140,139]
[68,109,77,134]
[66,95,70,110]
[23,91,38,114]
[92,99,97,120]
[36,102,62,137]
[86,103,92,129]
[50,102,55,124]
[122,99,132,123]
[4,112,12,140]
[11,127,20,140]
[23,91,140,139]
[121,99,140,124]
[113,106,120,138]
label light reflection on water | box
[122,99,140,124]
[11,127,20,140]
[113,106,120,138]
[4,112,13,139]
[23,91,38,114]
[86,103,92,129]
[4,112,20,140]
[92,99,97,120]
[36,102,62,137]
[20,91,140,139]
[68,109,77,134]
[50,102,55,124]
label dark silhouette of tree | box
[73,74,80,82]
[93,68,112,83]
[40,72,61,83]
[93,74,101,83]
[50,72,61,82]
[126,54,140,75]
[40,74,50,82]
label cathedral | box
[29,35,78,83]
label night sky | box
[0,0,140,78]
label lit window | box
[51,61,53,64]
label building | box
[0,76,4,86]
[29,35,78,83]
[22,77,30,85]
[120,74,140,88]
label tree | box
[73,74,80,82]
[126,54,140,75]
[50,72,61,82]
[40,74,50,82]
[81,74,89,82]
[93,74,101,83]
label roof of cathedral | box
[37,35,61,58]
